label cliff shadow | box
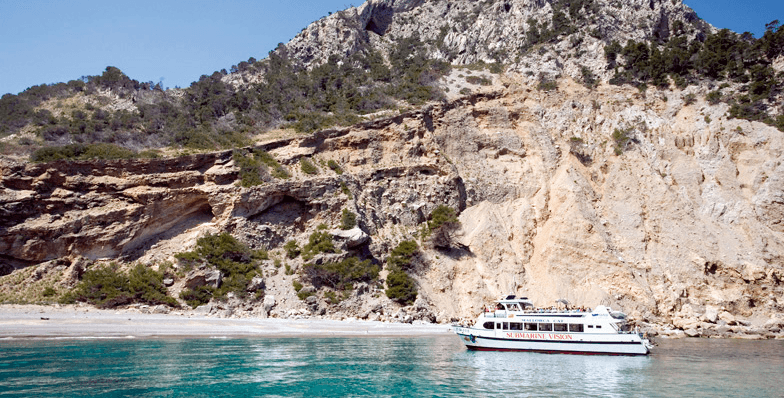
[241,195,317,249]
[121,202,215,261]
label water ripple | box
[0,336,781,397]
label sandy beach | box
[0,304,453,339]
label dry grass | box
[0,266,66,304]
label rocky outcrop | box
[232,0,710,86]
[2,78,783,338]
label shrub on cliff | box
[301,225,338,260]
[605,22,784,132]
[612,128,632,155]
[31,143,138,162]
[327,159,343,174]
[284,240,301,259]
[387,240,419,270]
[302,256,379,290]
[179,286,214,308]
[422,205,461,248]
[255,149,291,179]
[385,266,417,305]
[385,240,419,305]
[61,263,178,308]
[340,209,357,230]
[300,157,319,175]
[174,233,264,305]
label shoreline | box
[2,304,782,341]
[0,304,453,340]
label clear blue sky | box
[0,0,781,96]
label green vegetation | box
[233,148,291,186]
[174,233,264,307]
[3,33,459,157]
[255,149,291,179]
[706,90,722,104]
[324,290,341,304]
[465,75,492,86]
[301,225,338,261]
[61,263,178,308]
[387,240,419,270]
[327,159,343,174]
[31,143,145,162]
[234,149,264,187]
[340,209,357,230]
[339,181,352,198]
[422,205,461,248]
[284,240,301,259]
[536,78,558,92]
[612,128,632,155]
[301,256,379,290]
[606,20,784,131]
[299,157,319,174]
[524,0,599,48]
[292,280,314,300]
[385,267,417,305]
[384,240,419,304]
[179,286,214,308]
[581,66,598,89]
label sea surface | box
[0,335,782,397]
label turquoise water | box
[0,336,782,397]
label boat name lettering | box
[518,318,565,323]
[505,332,574,340]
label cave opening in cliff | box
[364,4,393,36]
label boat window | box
[524,323,537,331]
[568,324,584,333]
[553,323,567,332]
[507,303,520,311]
[483,322,494,330]
[503,322,509,330]
[587,325,594,328]
[538,323,552,331]
[496,303,505,310]
[595,325,601,329]
[510,322,522,331]
[496,323,501,330]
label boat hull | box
[453,327,650,356]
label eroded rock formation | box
[2,78,783,337]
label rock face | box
[1,0,783,337]
[2,79,783,335]
[236,0,708,85]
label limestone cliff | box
[229,0,708,85]
[2,76,783,337]
[1,0,783,338]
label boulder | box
[185,269,222,290]
[152,305,170,314]
[703,306,719,323]
[332,227,369,249]
[247,276,265,292]
[718,311,737,325]
[194,303,213,314]
[684,328,701,337]
[263,295,276,314]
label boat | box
[452,295,653,355]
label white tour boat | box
[452,295,653,355]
